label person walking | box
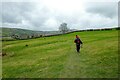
[74,35,83,53]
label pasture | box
[2,30,118,78]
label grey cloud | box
[0,3,2,23]
[2,2,54,30]
[2,2,35,24]
[23,6,51,28]
[85,2,118,18]
[1,1,118,31]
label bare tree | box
[59,23,69,34]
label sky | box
[0,0,119,31]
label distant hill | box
[1,27,61,37]
[1,27,118,38]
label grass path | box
[59,44,82,78]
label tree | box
[59,23,69,34]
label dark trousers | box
[76,44,80,52]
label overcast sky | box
[1,0,119,31]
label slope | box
[2,30,118,78]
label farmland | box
[2,30,118,78]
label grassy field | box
[2,30,118,78]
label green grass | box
[2,30,118,78]
[0,39,2,78]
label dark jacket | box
[74,38,83,45]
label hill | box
[1,27,61,37]
[2,30,118,78]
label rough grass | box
[0,40,2,78]
[2,30,118,78]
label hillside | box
[2,30,118,78]
[1,27,61,37]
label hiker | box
[74,35,83,53]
